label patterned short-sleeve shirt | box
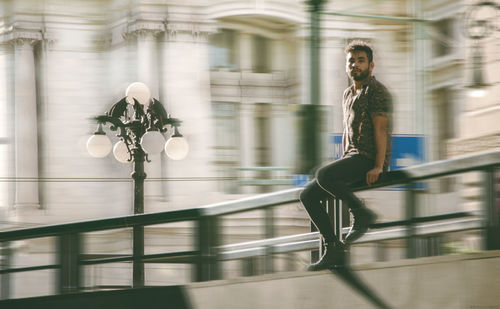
[342,76,392,171]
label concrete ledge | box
[187,251,500,309]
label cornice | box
[165,20,217,43]
[0,27,43,45]
[122,20,165,41]
[0,24,59,50]
[93,32,113,51]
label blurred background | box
[0,0,499,302]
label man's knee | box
[315,169,343,198]
[315,166,341,184]
[299,184,314,203]
[315,168,326,183]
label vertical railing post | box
[405,182,417,258]
[242,257,257,277]
[310,221,320,263]
[483,167,500,250]
[132,225,144,288]
[195,215,219,281]
[334,198,344,243]
[326,198,335,241]
[264,207,274,273]
[0,241,10,300]
[58,233,81,294]
[375,242,386,262]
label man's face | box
[346,51,373,82]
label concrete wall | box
[187,251,500,309]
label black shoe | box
[345,207,377,244]
[307,242,347,271]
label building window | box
[209,29,240,71]
[212,102,240,193]
[253,35,270,73]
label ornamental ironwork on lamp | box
[86,82,189,162]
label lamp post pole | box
[298,0,326,176]
[132,149,146,287]
[87,82,189,288]
[132,150,146,215]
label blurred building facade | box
[0,0,498,296]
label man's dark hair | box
[345,40,373,63]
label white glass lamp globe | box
[125,82,151,105]
[468,88,487,98]
[141,131,165,155]
[87,134,112,158]
[165,136,189,160]
[113,140,131,163]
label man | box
[299,41,392,271]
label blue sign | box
[329,134,426,171]
[390,135,426,170]
[293,174,310,187]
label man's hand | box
[366,166,383,186]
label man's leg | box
[315,155,377,244]
[299,180,340,244]
[299,180,346,270]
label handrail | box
[0,150,498,299]
[0,208,201,241]
[1,151,498,239]
[403,151,500,180]
[217,216,483,261]
[199,187,301,216]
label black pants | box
[299,155,374,243]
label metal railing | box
[0,151,499,300]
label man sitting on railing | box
[299,41,393,271]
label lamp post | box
[86,82,189,288]
[298,0,326,176]
[463,1,500,97]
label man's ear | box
[370,61,375,71]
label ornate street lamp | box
[86,82,189,287]
[463,1,500,97]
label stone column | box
[240,103,257,194]
[239,32,253,73]
[0,44,9,214]
[136,29,160,99]
[162,18,217,207]
[239,31,256,193]
[12,34,41,208]
[270,104,291,163]
[125,23,164,205]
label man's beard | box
[350,68,370,81]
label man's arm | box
[366,114,388,185]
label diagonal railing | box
[0,151,499,300]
